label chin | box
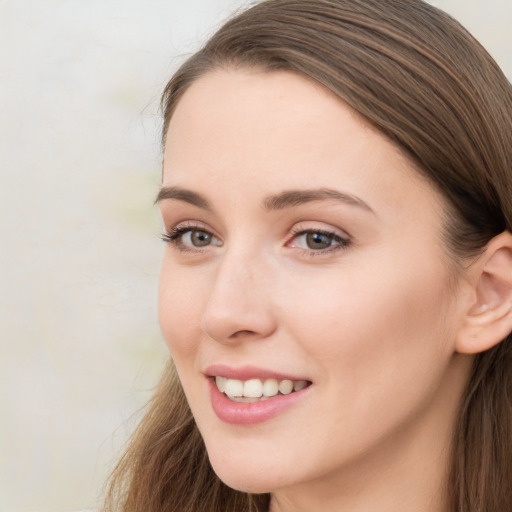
[212,468,276,494]
[205,445,289,494]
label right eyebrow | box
[154,186,211,211]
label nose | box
[200,252,277,344]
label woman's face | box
[158,70,472,497]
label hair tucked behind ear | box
[105,1,512,511]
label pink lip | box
[204,364,309,382]
[207,372,312,426]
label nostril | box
[231,329,259,338]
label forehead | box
[165,68,366,152]
[162,68,442,217]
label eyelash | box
[288,226,352,257]
[160,224,352,257]
[160,223,216,254]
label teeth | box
[223,378,244,398]
[294,380,308,391]
[262,378,278,397]
[244,379,263,398]
[216,376,227,393]
[215,376,309,399]
[278,379,293,395]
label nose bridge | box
[200,243,276,343]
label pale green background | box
[0,1,510,511]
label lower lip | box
[209,378,311,425]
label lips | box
[205,365,312,425]
[205,364,310,382]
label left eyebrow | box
[262,188,374,214]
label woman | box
[105,1,512,511]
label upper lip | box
[204,364,311,382]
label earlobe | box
[456,232,512,354]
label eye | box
[288,227,351,254]
[183,230,215,247]
[301,232,336,250]
[161,224,222,251]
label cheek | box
[282,250,458,386]
[272,253,461,465]
[158,260,207,359]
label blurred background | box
[0,1,511,511]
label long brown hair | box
[104,1,512,510]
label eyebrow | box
[263,188,374,213]
[155,186,211,210]
[155,186,373,214]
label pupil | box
[306,232,331,249]
[191,231,211,247]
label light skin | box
[157,69,512,512]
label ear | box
[456,232,512,354]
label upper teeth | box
[215,376,308,398]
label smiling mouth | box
[215,376,312,402]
